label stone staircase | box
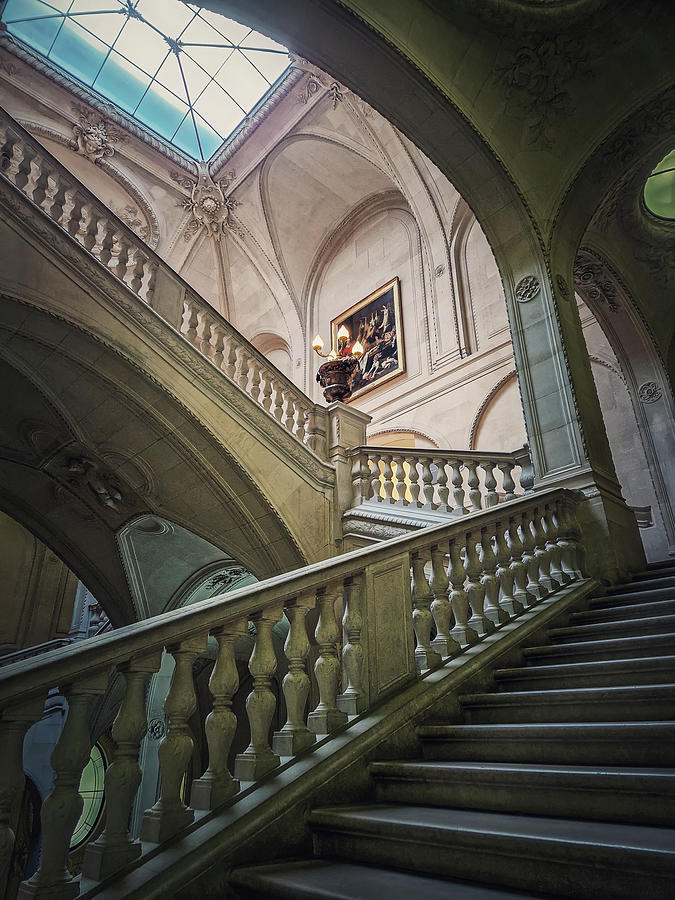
[230,561,675,899]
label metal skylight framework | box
[2,0,289,161]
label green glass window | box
[70,742,106,850]
[2,1,289,162]
[644,150,675,220]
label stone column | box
[328,401,372,548]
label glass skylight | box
[644,150,675,221]
[2,0,289,161]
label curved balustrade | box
[350,445,534,512]
[0,109,328,460]
[0,488,583,898]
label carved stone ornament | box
[573,256,620,312]
[434,264,445,277]
[555,273,569,299]
[172,163,241,241]
[638,381,662,403]
[64,456,123,511]
[298,76,322,105]
[515,274,541,303]
[71,103,125,163]
[147,717,166,741]
[111,203,149,242]
[328,82,344,110]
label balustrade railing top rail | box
[351,444,533,512]
[0,106,328,458]
[0,488,585,896]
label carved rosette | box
[573,253,620,312]
[638,381,662,403]
[172,164,240,241]
[515,275,540,303]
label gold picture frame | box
[331,277,405,400]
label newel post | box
[327,402,371,545]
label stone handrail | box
[0,487,583,897]
[0,107,329,459]
[351,445,534,512]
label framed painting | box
[331,277,405,400]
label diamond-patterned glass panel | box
[2,0,289,161]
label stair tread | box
[460,683,675,706]
[615,576,675,592]
[230,859,551,899]
[572,599,675,621]
[548,614,675,636]
[310,804,675,853]
[420,721,675,735]
[523,633,675,657]
[497,656,675,678]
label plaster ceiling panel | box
[225,237,293,346]
[299,95,379,156]
[264,137,394,299]
[232,170,278,261]
[180,237,221,310]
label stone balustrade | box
[350,445,534,512]
[0,488,583,898]
[0,109,328,460]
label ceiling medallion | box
[172,164,241,241]
[638,381,662,403]
[515,274,541,303]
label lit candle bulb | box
[337,324,350,342]
[352,340,364,359]
[312,333,324,354]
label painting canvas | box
[331,277,405,400]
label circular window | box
[69,743,106,850]
[644,150,675,220]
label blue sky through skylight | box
[2,0,290,160]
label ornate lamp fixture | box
[312,326,364,402]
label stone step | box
[634,561,675,580]
[369,761,675,826]
[418,722,675,765]
[309,804,675,900]
[614,575,675,594]
[458,684,675,724]
[547,614,675,643]
[523,633,675,664]
[590,587,675,607]
[229,859,548,900]
[495,655,675,690]
[571,598,675,623]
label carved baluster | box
[381,454,395,503]
[420,456,436,509]
[25,153,45,203]
[0,696,46,898]
[495,519,523,618]
[234,346,249,391]
[83,652,162,880]
[260,367,273,412]
[107,229,129,280]
[448,537,478,646]
[75,202,98,251]
[411,552,442,671]
[180,298,199,345]
[465,529,495,635]
[249,359,262,404]
[138,259,157,305]
[283,391,296,432]
[389,453,403,503]
[450,458,467,514]
[223,333,238,379]
[123,245,148,295]
[531,507,558,594]
[235,607,284,779]
[480,526,509,625]
[4,139,25,187]
[351,450,372,505]
[19,675,108,900]
[40,171,63,219]
[544,503,569,584]
[520,510,545,600]
[272,380,285,423]
[483,461,499,507]
[520,446,535,493]
[196,308,214,357]
[141,634,207,842]
[507,515,536,609]
[499,462,516,503]
[370,453,384,501]
[57,186,80,235]
[308,584,349,734]
[273,597,316,755]
[337,577,366,715]
[434,457,451,512]
[406,455,422,507]
[90,216,113,266]
[430,544,460,657]
[294,401,307,443]
[191,619,247,810]
[210,323,226,370]
[466,460,482,511]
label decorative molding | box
[573,251,620,312]
[638,381,662,403]
[171,164,242,241]
[514,274,540,303]
[434,264,445,277]
[63,455,124,511]
[71,103,126,163]
[555,273,569,300]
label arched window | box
[644,150,675,220]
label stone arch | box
[469,371,527,452]
[250,332,293,379]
